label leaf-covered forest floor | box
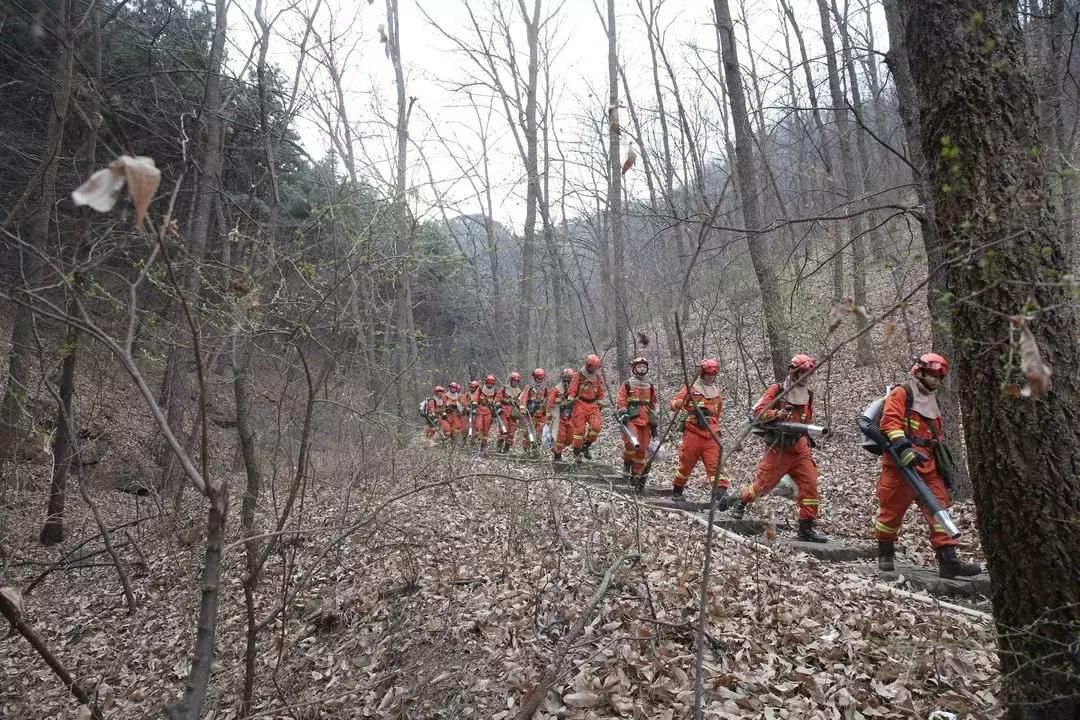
[0,282,1004,719]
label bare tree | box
[713,0,791,381]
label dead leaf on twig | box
[72,155,161,227]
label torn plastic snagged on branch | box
[72,155,161,226]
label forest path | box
[502,452,993,604]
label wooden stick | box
[0,591,104,719]
[514,552,637,720]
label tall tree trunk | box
[779,0,842,303]
[386,0,416,415]
[816,0,874,366]
[900,2,1080,716]
[830,0,887,264]
[160,0,228,489]
[883,0,972,498]
[0,0,75,459]
[637,0,686,354]
[606,0,628,373]
[713,0,791,381]
[515,0,542,369]
[41,0,99,545]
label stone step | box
[772,538,907,563]
[846,561,991,599]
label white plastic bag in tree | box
[72,155,161,225]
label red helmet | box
[434,385,445,394]
[585,354,601,370]
[561,367,575,378]
[631,356,649,372]
[532,368,546,381]
[469,380,480,390]
[699,358,720,375]
[509,372,522,383]
[485,374,496,386]
[911,352,949,377]
[448,382,461,392]
[789,354,816,375]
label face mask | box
[700,374,717,386]
[919,373,943,391]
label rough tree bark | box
[815,0,874,366]
[386,0,417,413]
[606,0,628,373]
[515,0,542,369]
[41,0,100,546]
[900,2,1080,716]
[779,0,843,303]
[713,0,791,381]
[0,0,75,459]
[882,0,973,498]
[159,0,228,490]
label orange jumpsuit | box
[670,385,726,489]
[445,391,467,439]
[567,369,605,450]
[875,384,957,549]
[616,381,657,475]
[739,384,820,520]
[424,397,452,440]
[518,384,549,451]
[470,386,497,446]
[495,387,519,447]
[547,380,575,455]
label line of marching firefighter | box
[419,351,981,579]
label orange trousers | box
[474,407,492,444]
[521,413,546,450]
[570,400,602,449]
[674,430,726,489]
[622,421,652,474]
[498,407,518,447]
[425,418,451,440]
[449,412,467,440]
[552,409,574,454]
[875,462,957,549]
[740,440,819,519]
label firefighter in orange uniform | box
[495,372,523,453]
[616,357,657,490]
[669,359,727,502]
[445,382,467,441]
[518,369,550,454]
[875,353,980,578]
[729,355,827,543]
[470,375,498,449]
[548,367,576,462]
[423,386,451,440]
[567,354,606,460]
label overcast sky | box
[226,0,887,231]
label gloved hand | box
[470,402,477,410]
[617,412,631,424]
[900,446,930,468]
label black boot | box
[581,443,594,460]
[634,471,647,492]
[936,546,981,579]
[671,485,686,502]
[710,485,729,509]
[797,519,828,543]
[877,541,896,573]
[622,460,633,481]
[553,451,563,463]
[728,498,746,519]
[572,448,584,464]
